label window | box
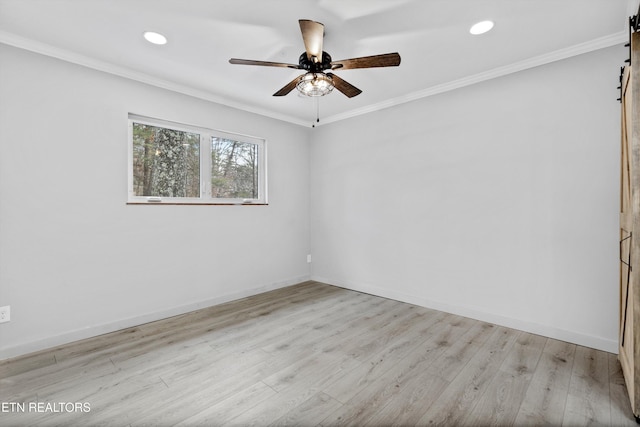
[128,114,267,204]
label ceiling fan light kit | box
[296,72,334,97]
[229,19,401,99]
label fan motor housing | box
[299,51,332,72]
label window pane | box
[210,137,259,199]
[132,123,200,197]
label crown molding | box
[0,29,627,128]
[320,31,627,125]
[0,30,310,127]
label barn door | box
[620,62,634,394]
[620,31,640,421]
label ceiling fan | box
[229,19,401,98]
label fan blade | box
[327,73,362,98]
[299,19,324,63]
[229,58,301,69]
[331,52,401,70]
[273,76,301,97]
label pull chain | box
[312,97,320,128]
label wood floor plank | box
[205,284,348,339]
[261,352,360,393]
[415,325,520,426]
[361,370,450,426]
[258,293,392,355]
[55,282,325,362]
[292,298,404,356]
[128,351,286,425]
[225,352,359,426]
[0,350,56,379]
[324,313,477,406]
[562,345,611,426]
[3,365,167,426]
[423,320,496,383]
[208,287,368,353]
[609,352,639,426]
[318,310,448,408]
[320,317,489,426]
[514,338,576,425]
[337,305,439,362]
[0,356,118,402]
[145,381,277,427]
[106,283,340,365]
[0,281,634,426]
[459,332,546,426]
[156,345,268,387]
[267,391,342,427]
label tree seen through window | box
[132,123,200,197]
[211,138,258,199]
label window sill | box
[127,202,268,206]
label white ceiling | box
[0,0,636,126]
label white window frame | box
[127,114,267,205]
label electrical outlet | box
[307,254,312,263]
[0,306,10,323]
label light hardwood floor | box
[0,281,637,426]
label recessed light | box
[470,21,494,35]
[143,31,167,45]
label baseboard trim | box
[0,275,310,360]
[311,275,618,354]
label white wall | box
[0,45,311,359]
[310,46,624,352]
[0,41,625,359]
